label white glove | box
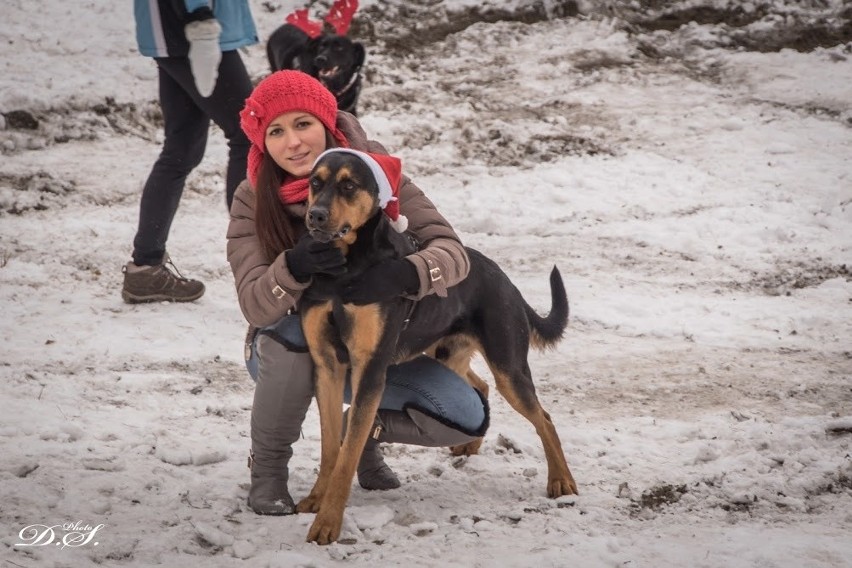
[185,19,222,97]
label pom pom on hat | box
[316,148,409,232]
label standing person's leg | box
[132,59,209,266]
[198,50,252,211]
[123,58,207,303]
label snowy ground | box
[1,1,851,566]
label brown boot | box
[121,255,204,304]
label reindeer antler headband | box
[285,0,359,38]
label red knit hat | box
[239,70,348,186]
[316,148,409,232]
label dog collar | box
[330,69,361,98]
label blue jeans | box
[246,315,487,435]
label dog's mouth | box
[308,224,350,243]
[318,66,341,80]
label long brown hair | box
[254,129,341,262]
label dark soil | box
[351,0,580,54]
[630,2,852,52]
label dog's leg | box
[295,361,346,514]
[297,303,347,515]
[306,304,393,545]
[488,363,578,497]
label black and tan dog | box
[295,149,578,544]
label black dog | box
[266,23,365,115]
[294,150,579,545]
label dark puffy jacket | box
[227,112,470,328]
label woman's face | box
[264,111,328,178]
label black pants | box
[132,50,252,266]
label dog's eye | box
[341,180,356,192]
[309,177,321,190]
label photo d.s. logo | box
[16,521,105,549]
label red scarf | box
[278,177,309,205]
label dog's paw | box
[296,494,322,514]
[548,475,579,497]
[306,511,342,545]
[450,437,483,456]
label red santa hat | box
[315,148,408,233]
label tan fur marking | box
[334,164,354,183]
[300,301,332,359]
[426,335,489,395]
[308,164,331,206]
[328,190,374,241]
[341,304,384,364]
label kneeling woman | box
[227,70,489,515]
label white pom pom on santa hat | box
[315,148,409,232]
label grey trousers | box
[251,335,314,466]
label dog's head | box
[306,150,381,244]
[301,34,365,95]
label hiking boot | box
[121,256,205,304]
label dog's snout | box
[314,54,328,67]
[308,206,329,227]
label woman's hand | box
[286,235,347,282]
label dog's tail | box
[525,267,569,350]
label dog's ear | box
[352,42,366,69]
